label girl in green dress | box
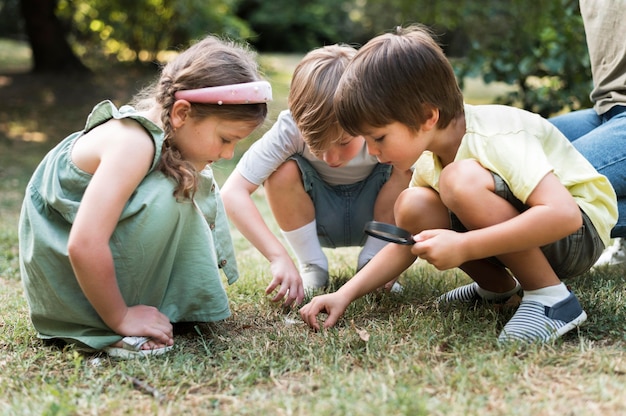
[19,35,271,358]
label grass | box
[1,39,625,415]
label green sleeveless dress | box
[19,101,238,350]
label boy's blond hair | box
[335,25,464,136]
[288,45,357,153]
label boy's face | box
[360,122,425,171]
[309,134,365,168]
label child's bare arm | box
[412,172,581,270]
[300,242,416,329]
[68,120,173,344]
[221,171,305,305]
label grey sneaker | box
[300,264,329,290]
[594,238,626,266]
[498,292,587,344]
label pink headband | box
[174,80,272,105]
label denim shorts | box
[449,172,605,279]
[290,155,392,248]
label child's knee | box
[395,187,448,230]
[265,160,302,191]
[439,160,493,205]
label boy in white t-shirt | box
[300,25,618,344]
[222,45,411,305]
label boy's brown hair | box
[335,25,464,136]
[288,44,357,153]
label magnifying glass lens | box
[364,221,414,245]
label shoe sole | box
[552,310,587,340]
[499,307,588,344]
[103,336,173,359]
[104,345,173,359]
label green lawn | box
[1,40,625,415]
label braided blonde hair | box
[133,35,267,199]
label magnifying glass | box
[364,221,415,245]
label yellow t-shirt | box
[411,104,618,246]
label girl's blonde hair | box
[335,25,464,136]
[133,35,268,199]
[288,44,356,153]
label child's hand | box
[116,305,174,347]
[265,257,305,306]
[411,229,467,270]
[299,293,350,330]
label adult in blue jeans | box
[549,0,626,264]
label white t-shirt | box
[411,104,618,246]
[236,110,378,186]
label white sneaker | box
[300,264,329,290]
[594,238,626,266]
[390,282,404,293]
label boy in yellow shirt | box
[300,25,617,344]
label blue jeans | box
[549,106,626,238]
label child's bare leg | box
[398,182,520,300]
[458,261,518,292]
[359,167,412,276]
[439,160,586,343]
[439,160,561,290]
[373,167,412,224]
[395,186,450,235]
[436,160,525,300]
[265,160,328,288]
[265,160,314,231]
[376,186,449,291]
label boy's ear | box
[171,100,192,129]
[422,106,439,131]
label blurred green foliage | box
[55,0,254,63]
[0,0,591,116]
[237,0,362,51]
[347,0,591,116]
[452,0,591,116]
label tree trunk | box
[20,0,89,73]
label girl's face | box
[310,134,365,168]
[175,115,258,170]
[360,122,426,171]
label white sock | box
[281,220,328,271]
[476,278,521,300]
[357,236,389,270]
[523,282,570,307]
